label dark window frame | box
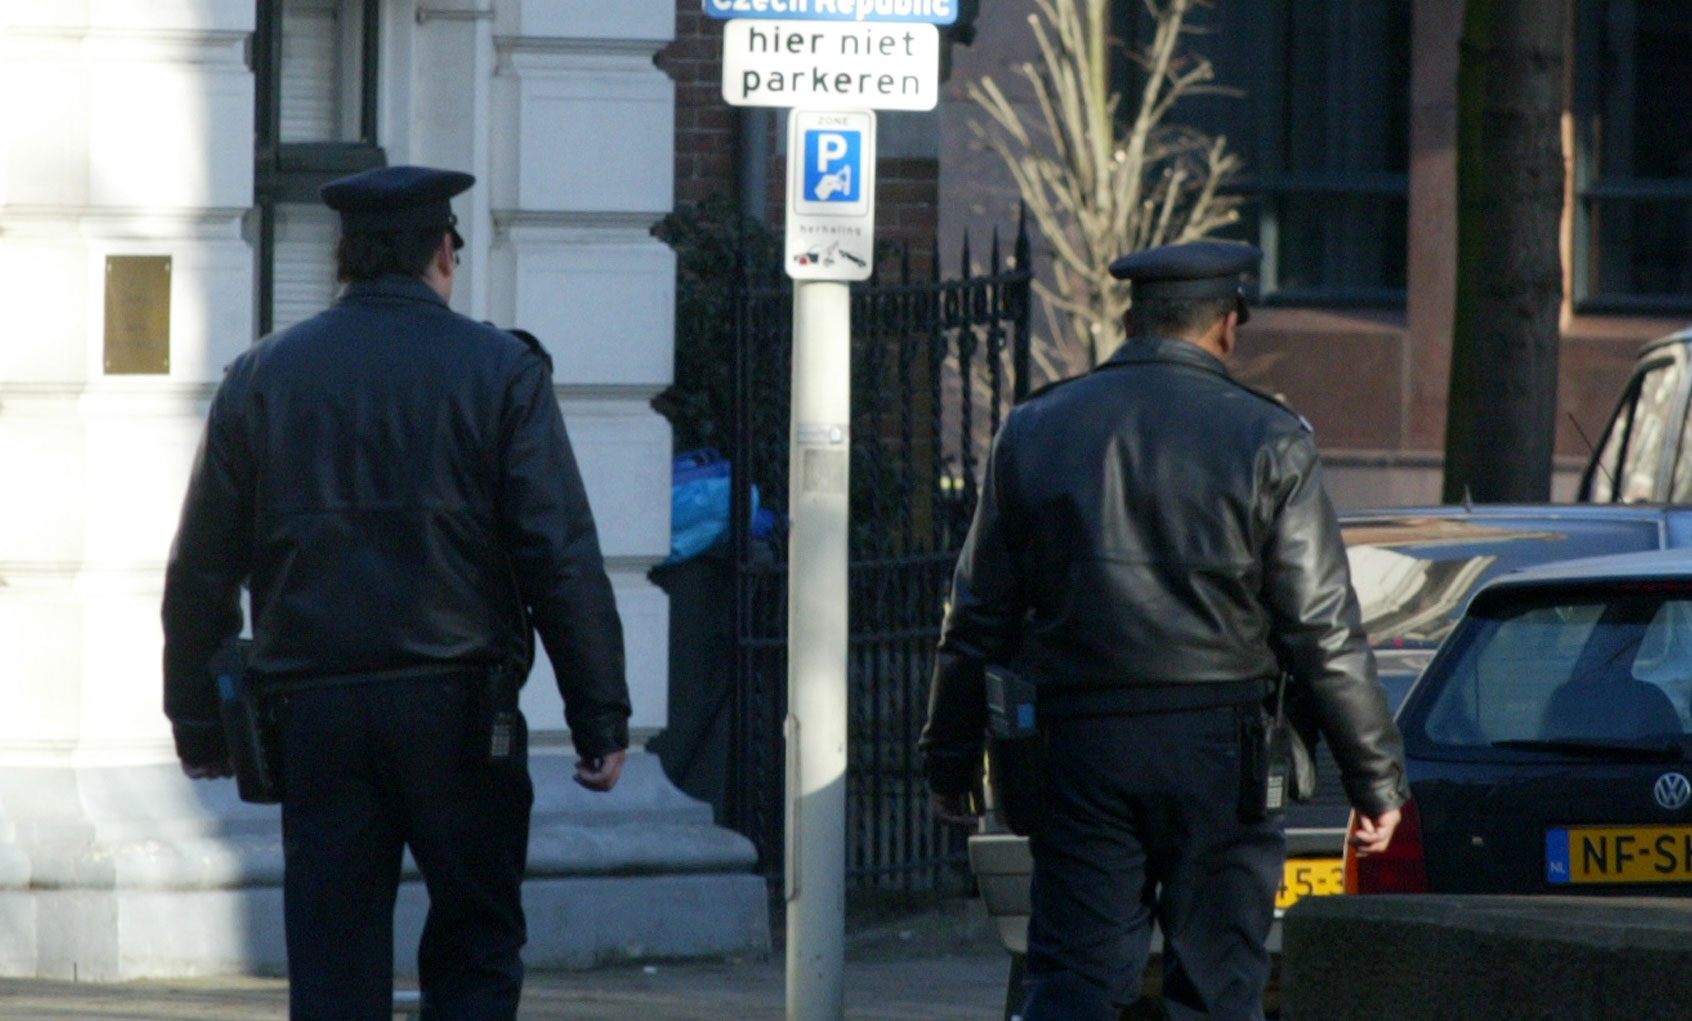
[252,0,385,334]
[1231,169,1410,308]
[1118,0,1412,308]
[1571,0,1692,315]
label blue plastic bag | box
[669,449,732,563]
[665,449,781,564]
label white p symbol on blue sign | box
[804,130,861,203]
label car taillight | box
[1343,799,1428,894]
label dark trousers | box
[279,676,533,1021]
[1021,706,1285,1021]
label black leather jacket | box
[162,275,630,762]
[920,337,1407,817]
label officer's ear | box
[1216,308,1239,359]
[423,232,457,301]
[434,233,456,278]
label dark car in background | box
[1278,505,1692,909]
[971,505,1692,997]
[1348,548,1692,898]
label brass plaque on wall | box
[104,255,172,374]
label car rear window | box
[1406,584,1692,752]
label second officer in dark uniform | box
[162,165,630,1020]
[920,241,1407,1020]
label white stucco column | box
[486,0,678,748]
[0,0,765,980]
[0,3,255,768]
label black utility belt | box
[264,662,525,768]
[1037,678,1271,720]
[259,662,490,694]
[983,670,1297,835]
[214,654,526,806]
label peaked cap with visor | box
[320,164,473,249]
[1110,240,1262,325]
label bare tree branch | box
[970,0,1242,380]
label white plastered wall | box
[0,0,255,767]
[0,0,764,979]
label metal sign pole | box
[785,278,852,1021]
[704,3,948,1013]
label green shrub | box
[652,196,781,453]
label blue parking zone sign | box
[804,129,862,204]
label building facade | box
[939,0,1688,508]
[0,0,765,979]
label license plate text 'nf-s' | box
[1547,826,1692,884]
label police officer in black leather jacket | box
[162,165,630,1021]
[919,241,1407,1020]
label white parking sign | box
[719,20,939,110]
[786,108,876,280]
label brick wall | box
[658,7,739,208]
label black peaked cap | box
[1108,240,1262,299]
[1110,240,1263,324]
[320,165,475,234]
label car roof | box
[1340,503,1692,548]
[1477,546,1692,589]
[1637,326,1692,358]
[1340,503,1692,525]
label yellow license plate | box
[1548,826,1692,884]
[1276,857,1344,910]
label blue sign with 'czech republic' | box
[704,0,958,25]
[804,129,862,203]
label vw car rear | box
[1348,549,1692,897]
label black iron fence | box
[726,222,1033,891]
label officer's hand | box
[181,758,234,781]
[574,749,626,792]
[930,788,983,827]
[1349,808,1401,856]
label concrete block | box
[511,60,674,215]
[509,238,676,389]
[501,0,674,43]
[0,754,765,979]
[558,408,672,559]
[519,575,670,742]
[1283,895,1692,1021]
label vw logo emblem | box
[1655,772,1692,811]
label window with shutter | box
[271,206,339,332]
[254,0,384,335]
[279,1,341,143]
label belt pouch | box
[467,664,521,765]
[1238,692,1292,824]
[985,665,1047,836]
[212,637,283,804]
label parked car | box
[969,504,1692,1017]
[1281,504,1692,909]
[1579,325,1692,503]
[1347,547,1692,897]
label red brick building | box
[663,1,1688,508]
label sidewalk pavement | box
[0,899,1013,1021]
